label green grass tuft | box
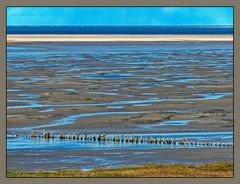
[7,162,233,178]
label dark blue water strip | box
[7,26,233,34]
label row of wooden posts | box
[12,131,233,148]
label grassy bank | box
[7,162,233,177]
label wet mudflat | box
[7,42,233,171]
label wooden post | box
[136,136,138,144]
[103,134,106,142]
[163,138,166,144]
[116,135,120,142]
[97,134,101,142]
[153,137,157,144]
[31,132,37,138]
[44,132,50,139]
[125,136,129,143]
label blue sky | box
[7,7,233,26]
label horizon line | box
[7,25,233,27]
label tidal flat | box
[7,41,233,174]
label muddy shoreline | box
[7,41,233,171]
[7,147,233,172]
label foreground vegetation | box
[7,162,233,177]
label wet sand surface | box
[7,41,233,171]
[7,148,232,172]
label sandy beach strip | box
[7,34,233,43]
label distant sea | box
[7,26,233,34]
